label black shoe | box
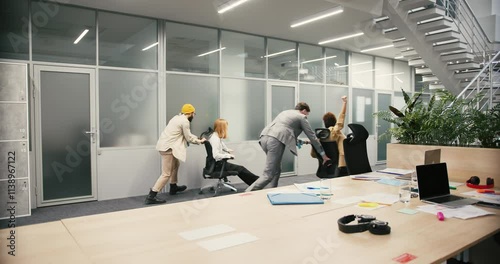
[144,190,166,205]
[169,184,187,195]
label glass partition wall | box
[1,1,415,185]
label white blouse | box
[209,131,233,161]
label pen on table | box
[361,201,392,206]
[449,186,457,190]
[307,187,328,190]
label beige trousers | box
[152,150,180,192]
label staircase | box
[376,0,500,109]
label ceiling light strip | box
[290,6,344,28]
[318,32,364,45]
[142,42,159,51]
[74,29,89,44]
[218,0,249,14]
[360,44,394,53]
[264,48,295,58]
[197,47,226,57]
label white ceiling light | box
[74,29,89,44]
[301,55,337,64]
[217,0,249,14]
[360,44,394,53]
[290,6,343,28]
[394,56,404,59]
[197,47,226,57]
[318,32,364,45]
[264,48,295,58]
[142,42,158,51]
[373,16,389,23]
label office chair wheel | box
[209,186,215,192]
[198,190,204,195]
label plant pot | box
[387,143,500,183]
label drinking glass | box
[319,179,332,200]
[399,181,411,204]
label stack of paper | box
[350,172,393,181]
[377,168,414,180]
[417,204,495,220]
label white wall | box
[97,148,160,200]
[468,0,500,41]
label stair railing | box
[439,0,492,63]
[453,50,500,110]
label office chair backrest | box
[313,128,340,178]
[343,123,371,175]
[200,127,215,176]
[315,128,330,140]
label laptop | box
[424,149,441,165]
[416,163,478,207]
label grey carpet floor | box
[0,164,385,228]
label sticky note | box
[393,253,417,263]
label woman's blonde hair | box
[213,119,228,139]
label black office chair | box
[343,124,372,175]
[198,127,238,196]
[313,128,340,178]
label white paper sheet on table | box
[360,192,400,205]
[350,172,394,181]
[416,204,495,219]
[197,232,258,251]
[332,196,363,205]
[377,168,414,175]
[179,224,235,241]
[462,191,500,204]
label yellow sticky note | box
[358,202,379,208]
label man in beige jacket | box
[145,104,206,205]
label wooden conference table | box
[1,176,499,264]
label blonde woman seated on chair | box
[209,119,260,186]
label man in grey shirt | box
[246,102,331,191]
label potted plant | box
[374,89,500,182]
[375,89,499,148]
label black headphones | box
[466,176,494,189]
[337,215,391,235]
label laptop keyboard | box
[429,195,464,203]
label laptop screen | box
[424,149,441,165]
[416,163,450,200]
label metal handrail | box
[443,0,491,59]
[462,0,500,45]
[454,50,500,99]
